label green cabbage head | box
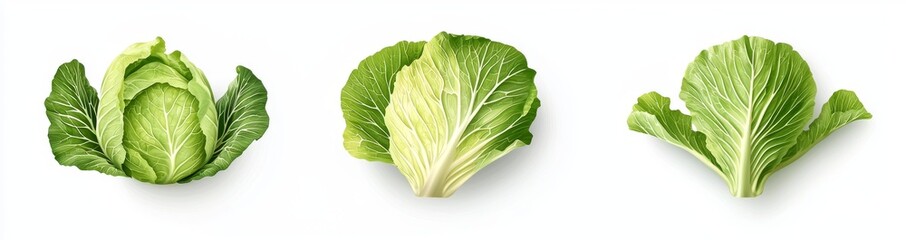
[45,37,269,184]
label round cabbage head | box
[45,37,269,184]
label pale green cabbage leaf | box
[628,36,871,197]
[342,32,540,197]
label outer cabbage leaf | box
[341,41,425,163]
[180,66,270,183]
[774,90,872,172]
[45,60,125,176]
[385,32,540,197]
[628,92,723,182]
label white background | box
[1,1,904,239]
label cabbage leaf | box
[628,36,870,197]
